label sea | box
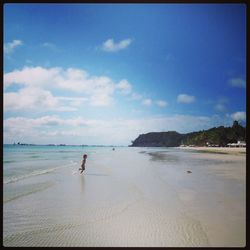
[3,144,120,203]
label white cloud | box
[142,98,152,106]
[4,87,58,110]
[130,92,143,100]
[116,79,132,95]
[4,116,90,133]
[214,103,226,112]
[25,59,33,64]
[230,111,246,121]
[4,39,23,54]
[102,38,132,52]
[4,87,77,112]
[214,97,229,112]
[4,66,61,89]
[89,93,114,106]
[5,66,161,109]
[58,97,88,107]
[42,42,57,50]
[156,100,168,107]
[4,67,113,93]
[228,78,246,88]
[3,116,87,144]
[4,66,133,109]
[177,94,195,104]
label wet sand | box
[178,146,246,155]
[3,147,246,247]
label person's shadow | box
[80,174,85,192]
[86,173,108,176]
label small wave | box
[4,182,54,203]
[4,162,74,184]
[4,168,59,184]
[30,155,40,158]
[4,160,16,164]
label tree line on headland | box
[130,121,246,147]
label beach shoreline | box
[177,146,246,155]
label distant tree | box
[232,120,239,128]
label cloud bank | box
[4,114,238,145]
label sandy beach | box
[178,146,246,155]
[3,147,246,247]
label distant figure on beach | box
[112,148,115,151]
[79,154,87,174]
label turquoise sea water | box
[2,144,229,203]
[3,144,119,202]
[3,144,227,206]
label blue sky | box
[4,3,246,145]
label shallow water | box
[3,145,246,247]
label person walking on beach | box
[79,154,87,174]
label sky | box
[3,3,246,145]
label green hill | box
[130,121,245,147]
[131,131,183,147]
